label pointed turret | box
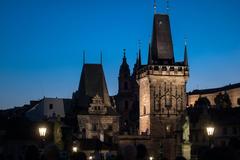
[184,43,188,66]
[119,49,130,76]
[148,44,152,65]
[133,50,141,75]
[138,49,142,66]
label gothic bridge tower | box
[137,13,189,159]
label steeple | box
[119,49,130,76]
[148,44,152,65]
[184,42,188,66]
[118,49,131,93]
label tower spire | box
[100,50,103,65]
[148,44,152,65]
[138,49,142,65]
[184,39,188,66]
[83,50,86,65]
[138,40,142,65]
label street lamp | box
[72,146,78,153]
[206,126,214,136]
[38,127,47,137]
[149,156,154,160]
[206,125,215,148]
[89,156,93,160]
[38,126,47,149]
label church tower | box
[116,49,139,134]
[118,49,132,94]
[137,13,189,159]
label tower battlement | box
[137,65,189,79]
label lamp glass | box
[72,146,78,153]
[39,127,47,137]
[206,126,215,136]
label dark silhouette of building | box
[115,49,140,135]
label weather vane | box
[154,0,157,14]
[166,0,170,14]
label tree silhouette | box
[194,97,211,108]
[214,92,232,108]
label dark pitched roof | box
[188,83,240,95]
[150,14,175,65]
[77,64,111,108]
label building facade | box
[25,97,66,121]
[73,64,119,145]
[188,83,240,108]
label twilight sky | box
[0,0,240,109]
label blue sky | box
[0,0,240,109]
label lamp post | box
[206,125,215,148]
[38,126,47,149]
